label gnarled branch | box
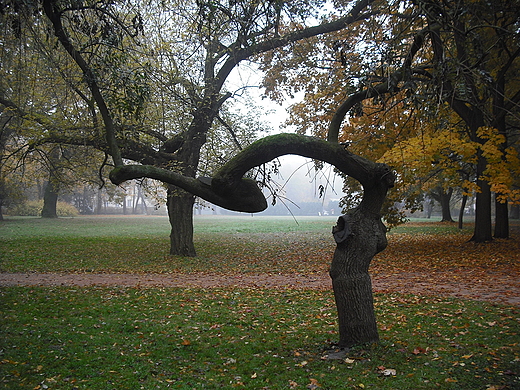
[110,133,394,213]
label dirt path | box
[1,269,519,306]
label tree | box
[423,0,520,241]
[0,109,18,220]
[259,0,520,241]
[111,132,395,348]
[1,0,413,349]
[1,0,380,255]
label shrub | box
[56,202,80,217]
[7,200,79,217]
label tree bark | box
[167,186,196,257]
[511,204,520,220]
[458,194,468,229]
[439,189,454,222]
[330,211,387,348]
[470,152,493,242]
[329,170,393,349]
[41,180,58,218]
[495,199,509,239]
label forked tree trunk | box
[430,187,454,222]
[167,185,196,257]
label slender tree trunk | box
[458,194,468,229]
[495,199,509,239]
[493,74,509,239]
[167,185,196,257]
[95,189,102,214]
[41,180,59,218]
[424,198,433,219]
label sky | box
[225,65,345,209]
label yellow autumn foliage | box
[379,126,520,204]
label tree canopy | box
[260,0,520,239]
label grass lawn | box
[1,215,519,389]
[1,215,518,274]
[1,287,519,389]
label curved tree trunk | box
[330,211,387,348]
[167,185,196,257]
[111,133,395,349]
[329,174,392,349]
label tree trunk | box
[511,204,520,220]
[470,152,493,242]
[167,185,196,257]
[41,180,59,218]
[494,199,509,239]
[329,173,392,349]
[439,188,454,222]
[430,187,454,222]
[492,73,509,240]
[426,198,433,219]
[95,189,103,214]
[330,210,387,348]
[458,194,468,229]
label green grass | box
[1,216,519,389]
[0,215,337,274]
[1,287,519,390]
[0,215,478,274]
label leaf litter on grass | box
[1,286,519,389]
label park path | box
[1,269,519,307]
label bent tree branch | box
[109,133,391,213]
